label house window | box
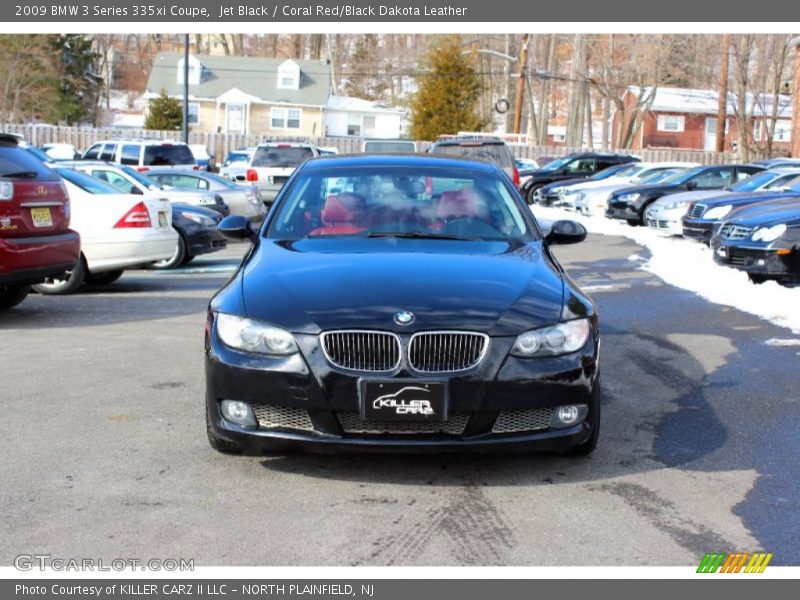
[347,114,362,136]
[363,115,376,136]
[271,107,302,130]
[226,104,245,133]
[657,115,685,133]
[277,60,300,90]
[187,103,200,125]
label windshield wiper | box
[368,231,479,241]
[1,170,39,179]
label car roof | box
[300,152,503,173]
[58,160,120,168]
[432,137,506,146]
[89,139,189,146]
[256,141,315,148]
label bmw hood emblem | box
[394,311,415,326]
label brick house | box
[612,86,792,153]
[145,53,330,138]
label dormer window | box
[177,55,204,86]
[277,59,300,90]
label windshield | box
[432,144,513,168]
[539,155,575,172]
[202,172,238,189]
[638,168,686,184]
[55,168,120,194]
[224,152,250,166]
[730,171,794,193]
[268,165,535,242]
[589,164,637,180]
[119,164,161,190]
[251,146,314,168]
[658,166,705,185]
[143,144,195,166]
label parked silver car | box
[146,169,266,219]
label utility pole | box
[716,33,730,153]
[513,34,530,135]
[182,34,189,144]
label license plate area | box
[30,207,53,228]
[360,380,448,422]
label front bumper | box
[605,204,639,221]
[682,220,714,243]
[645,208,684,236]
[186,227,228,258]
[711,242,798,279]
[205,319,600,454]
[0,230,80,285]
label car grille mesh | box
[252,404,314,432]
[719,224,753,241]
[321,331,400,372]
[492,407,553,433]
[687,203,707,219]
[337,412,469,435]
[408,332,488,373]
[725,248,750,266]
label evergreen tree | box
[0,35,59,123]
[345,35,388,100]
[50,35,102,125]
[410,36,487,141]
[144,90,183,131]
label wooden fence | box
[2,123,733,165]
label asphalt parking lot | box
[2,234,798,567]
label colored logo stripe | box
[697,552,773,573]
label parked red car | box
[0,134,80,309]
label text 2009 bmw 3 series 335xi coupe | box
[205,154,600,455]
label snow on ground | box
[531,205,800,335]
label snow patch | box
[532,205,800,334]
[764,338,800,347]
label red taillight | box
[192,165,200,170]
[512,166,520,187]
[246,169,259,182]
[114,202,152,228]
[424,176,433,194]
[136,166,149,173]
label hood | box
[700,190,799,210]
[651,189,726,208]
[239,238,565,335]
[727,197,800,226]
[566,176,635,193]
[612,183,681,198]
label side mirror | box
[545,220,587,245]
[685,181,698,190]
[219,215,257,241]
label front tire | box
[0,284,30,310]
[525,184,543,205]
[32,254,87,295]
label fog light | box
[550,404,588,429]
[220,400,257,428]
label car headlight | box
[181,211,216,226]
[215,313,298,355]
[703,205,733,220]
[512,319,591,357]
[617,193,640,203]
[664,199,689,210]
[752,224,787,243]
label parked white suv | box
[245,142,319,204]
[82,139,198,172]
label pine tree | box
[144,90,183,131]
[410,36,487,141]
[345,35,388,100]
[50,35,102,125]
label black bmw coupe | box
[205,154,600,455]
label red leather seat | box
[308,193,366,236]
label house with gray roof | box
[145,52,331,138]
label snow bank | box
[532,206,800,334]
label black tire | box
[525,184,543,205]
[150,232,186,270]
[32,254,87,295]
[206,406,243,454]
[85,269,124,285]
[0,284,30,310]
[748,274,769,285]
[626,219,640,227]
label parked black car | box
[205,154,600,455]
[519,152,640,205]
[682,179,800,244]
[711,199,800,284]
[151,203,228,270]
[533,163,639,206]
[606,164,764,225]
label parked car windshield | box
[143,144,195,166]
[0,144,58,179]
[223,152,251,166]
[588,163,637,180]
[54,168,120,194]
[119,165,161,191]
[268,165,536,242]
[638,168,686,184]
[539,155,575,172]
[728,171,796,193]
[251,146,314,168]
[658,166,706,185]
[364,141,416,153]
[432,144,513,168]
